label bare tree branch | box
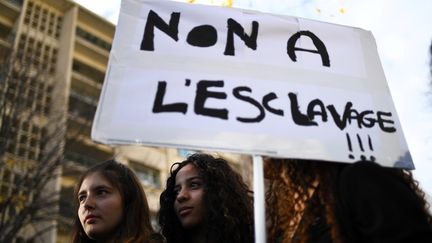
[0,47,89,242]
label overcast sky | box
[74,0,432,201]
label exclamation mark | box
[368,135,376,162]
[368,135,374,151]
[356,134,368,161]
[346,133,354,159]
[356,134,364,152]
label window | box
[130,162,161,188]
[177,149,196,158]
[76,27,111,51]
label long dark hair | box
[265,158,432,243]
[71,159,162,243]
[158,153,254,243]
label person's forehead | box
[80,172,112,190]
[175,164,200,183]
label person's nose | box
[176,188,189,203]
[83,195,96,209]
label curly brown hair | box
[158,153,254,243]
[264,158,432,243]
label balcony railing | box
[72,71,102,89]
[5,0,22,8]
[69,90,98,106]
[64,151,101,168]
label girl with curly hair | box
[71,159,163,243]
[158,153,254,243]
[265,158,432,243]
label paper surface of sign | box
[92,0,413,169]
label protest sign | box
[92,0,413,168]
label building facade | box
[0,0,253,242]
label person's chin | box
[181,218,200,230]
[85,227,104,240]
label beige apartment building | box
[0,0,253,242]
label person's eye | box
[190,181,202,189]
[97,189,109,196]
[173,187,180,195]
[78,195,86,203]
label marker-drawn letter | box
[377,111,396,133]
[153,81,187,114]
[307,99,327,122]
[224,19,259,56]
[326,102,353,130]
[233,86,265,122]
[141,10,180,51]
[359,110,376,128]
[263,92,284,116]
[187,25,218,47]
[287,31,330,67]
[288,93,318,126]
[195,80,228,120]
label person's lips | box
[178,206,193,217]
[84,214,98,223]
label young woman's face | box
[78,172,123,240]
[174,164,205,229]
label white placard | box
[92,0,413,169]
